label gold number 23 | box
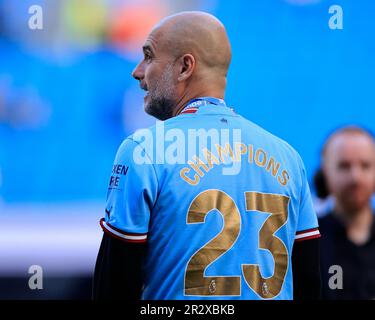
[184,189,290,299]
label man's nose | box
[349,166,363,182]
[132,61,144,81]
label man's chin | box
[144,100,174,121]
[341,198,371,214]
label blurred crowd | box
[0,0,216,202]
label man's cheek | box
[367,174,375,191]
[327,173,345,192]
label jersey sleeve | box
[99,138,158,243]
[295,156,321,242]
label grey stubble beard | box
[145,63,177,121]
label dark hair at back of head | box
[313,168,330,199]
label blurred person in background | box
[317,126,375,299]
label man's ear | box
[177,54,195,82]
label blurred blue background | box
[0,0,374,299]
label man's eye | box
[144,53,152,61]
[338,162,350,171]
[361,162,372,170]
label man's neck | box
[335,204,372,224]
[172,88,225,117]
[334,203,373,245]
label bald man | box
[318,127,375,299]
[93,11,321,300]
[133,11,231,121]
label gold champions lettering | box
[180,143,290,187]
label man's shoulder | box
[122,114,303,167]
[240,116,302,161]
[113,127,158,164]
[159,113,299,152]
[318,212,339,232]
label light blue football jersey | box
[100,97,320,300]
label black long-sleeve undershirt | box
[93,233,146,300]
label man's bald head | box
[132,11,232,120]
[151,11,232,77]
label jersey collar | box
[179,97,234,115]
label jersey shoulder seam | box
[125,137,161,200]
